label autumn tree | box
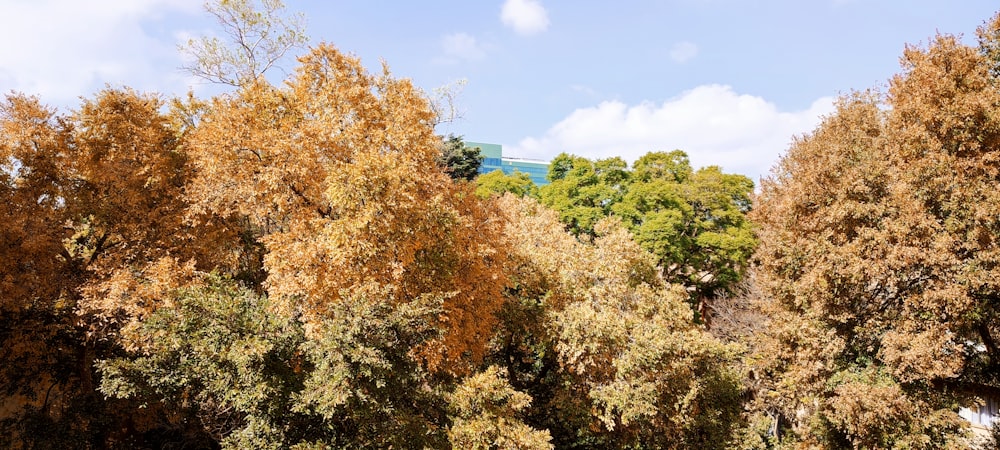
[0,83,245,446]
[64,42,514,447]
[750,16,1000,447]
[0,94,69,315]
[183,43,512,375]
[0,93,88,448]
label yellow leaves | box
[448,366,554,450]
[81,257,199,352]
[495,194,741,444]
[0,95,72,312]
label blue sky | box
[2,1,998,182]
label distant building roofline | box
[502,156,549,164]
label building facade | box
[467,141,550,187]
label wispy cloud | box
[500,0,550,36]
[669,41,699,63]
[0,0,202,107]
[441,32,487,62]
[570,84,598,97]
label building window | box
[960,395,999,428]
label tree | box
[99,274,308,449]
[59,42,513,449]
[474,169,538,198]
[180,0,308,86]
[185,44,511,374]
[437,134,484,182]
[539,153,625,237]
[492,195,744,449]
[0,89,231,448]
[539,151,755,303]
[0,93,92,448]
[749,18,1000,446]
[99,273,453,449]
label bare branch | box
[179,0,308,87]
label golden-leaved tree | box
[0,94,84,448]
[185,44,509,373]
[78,44,516,447]
[0,87,234,447]
[750,14,1000,448]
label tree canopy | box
[539,150,756,303]
[0,37,745,448]
[748,16,1000,447]
[8,2,1000,449]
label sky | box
[2,1,999,183]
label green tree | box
[539,153,625,237]
[540,150,755,301]
[438,134,485,182]
[617,160,755,300]
[99,274,308,449]
[474,169,538,198]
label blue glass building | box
[466,141,550,187]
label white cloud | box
[507,85,836,183]
[500,0,550,36]
[441,32,487,62]
[0,0,202,108]
[669,41,699,63]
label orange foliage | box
[0,94,70,312]
[186,44,510,373]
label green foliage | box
[294,290,449,449]
[474,169,538,198]
[98,274,311,449]
[97,275,459,449]
[539,150,755,299]
[438,134,485,181]
[539,152,624,237]
[632,149,692,183]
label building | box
[960,386,999,443]
[467,141,550,187]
